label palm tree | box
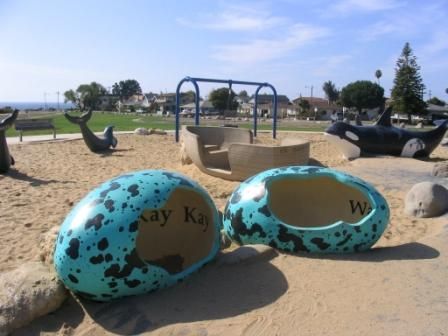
[375,69,382,85]
[322,81,339,103]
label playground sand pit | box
[1,132,448,335]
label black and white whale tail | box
[0,109,19,173]
[64,109,93,125]
[64,110,118,152]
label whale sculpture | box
[324,107,448,159]
[0,109,18,173]
[64,110,117,153]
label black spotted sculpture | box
[325,107,448,159]
[64,110,117,153]
[0,109,18,173]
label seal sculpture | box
[64,109,117,152]
[324,107,448,159]
[0,109,18,173]
[222,166,389,253]
[54,170,221,301]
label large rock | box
[0,262,68,335]
[134,127,150,135]
[404,182,448,218]
[217,245,277,265]
[432,162,448,177]
[39,226,59,265]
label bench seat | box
[15,119,56,142]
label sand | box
[1,132,447,335]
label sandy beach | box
[1,131,447,335]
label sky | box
[0,0,447,102]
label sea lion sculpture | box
[325,107,448,159]
[0,109,18,173]
[64,109,117,152]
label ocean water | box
[0,102,75,110]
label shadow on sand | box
[301,241,439,262]
[22,253,286,335]
[5,169,64,186]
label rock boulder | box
[404,182,448,218]
[0,262,68,335]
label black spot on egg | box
[65,238,80,259]
[100,182,121,198]
[277,226,309,252]
[336,234,352,246]
[105,254,113,262]
[108,281,117,288]
[310,238,330,250]
[124,279,142,288]
[258,204,271,217]
[127,184,140,197]
[104,199,115,212]
[129,220,138,232]
[68,274,79,283]
[98,237,109,251]
[85,214,105,231]
[90,254,104,264]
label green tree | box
[375,69,382,84]
[340,80,384,114]
[322,81,339,103]
[427,97,446,106]
[391,42,426,123]
[64,82,107,110]
[112,79,142,100]
[298,99,311,112]
[209,87,238,114]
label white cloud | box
[176,5,286,32]
[212,23,330,64]
[330,0,403,15]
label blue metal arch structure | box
[175,76,278,142]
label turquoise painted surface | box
[53,170,220,301]
[223,166,389,253]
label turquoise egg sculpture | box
[223,166,389,253]
[54,170,221,301]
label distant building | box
[154,92,195,114]
[292,97,342,120]
[237,94,293,118]
[118,94,150,112]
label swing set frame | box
[175,76,278,142]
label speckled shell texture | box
[54,170,220,301]
[223,166,389,253]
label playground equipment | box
[0,109,18,173]
[175,77,278,142]
[223,166,389,253]
[64,110,117,152]
[54,169,221,301]
[182,125,309,181]
[325,107,448,159]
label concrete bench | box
[15,118,56,142]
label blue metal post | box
[175,77,201,142]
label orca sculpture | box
[324,107,448,159]
[0,109,18,173]
[64,110,117,153]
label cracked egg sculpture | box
[222,166,389,253]
[54,170,220,301]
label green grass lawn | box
[5,112,329,137]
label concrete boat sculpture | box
[54,170,221,301]
[223,166,389,253]
[64,110,117,152]
[0,109,18,173]
[325,107,448,159]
